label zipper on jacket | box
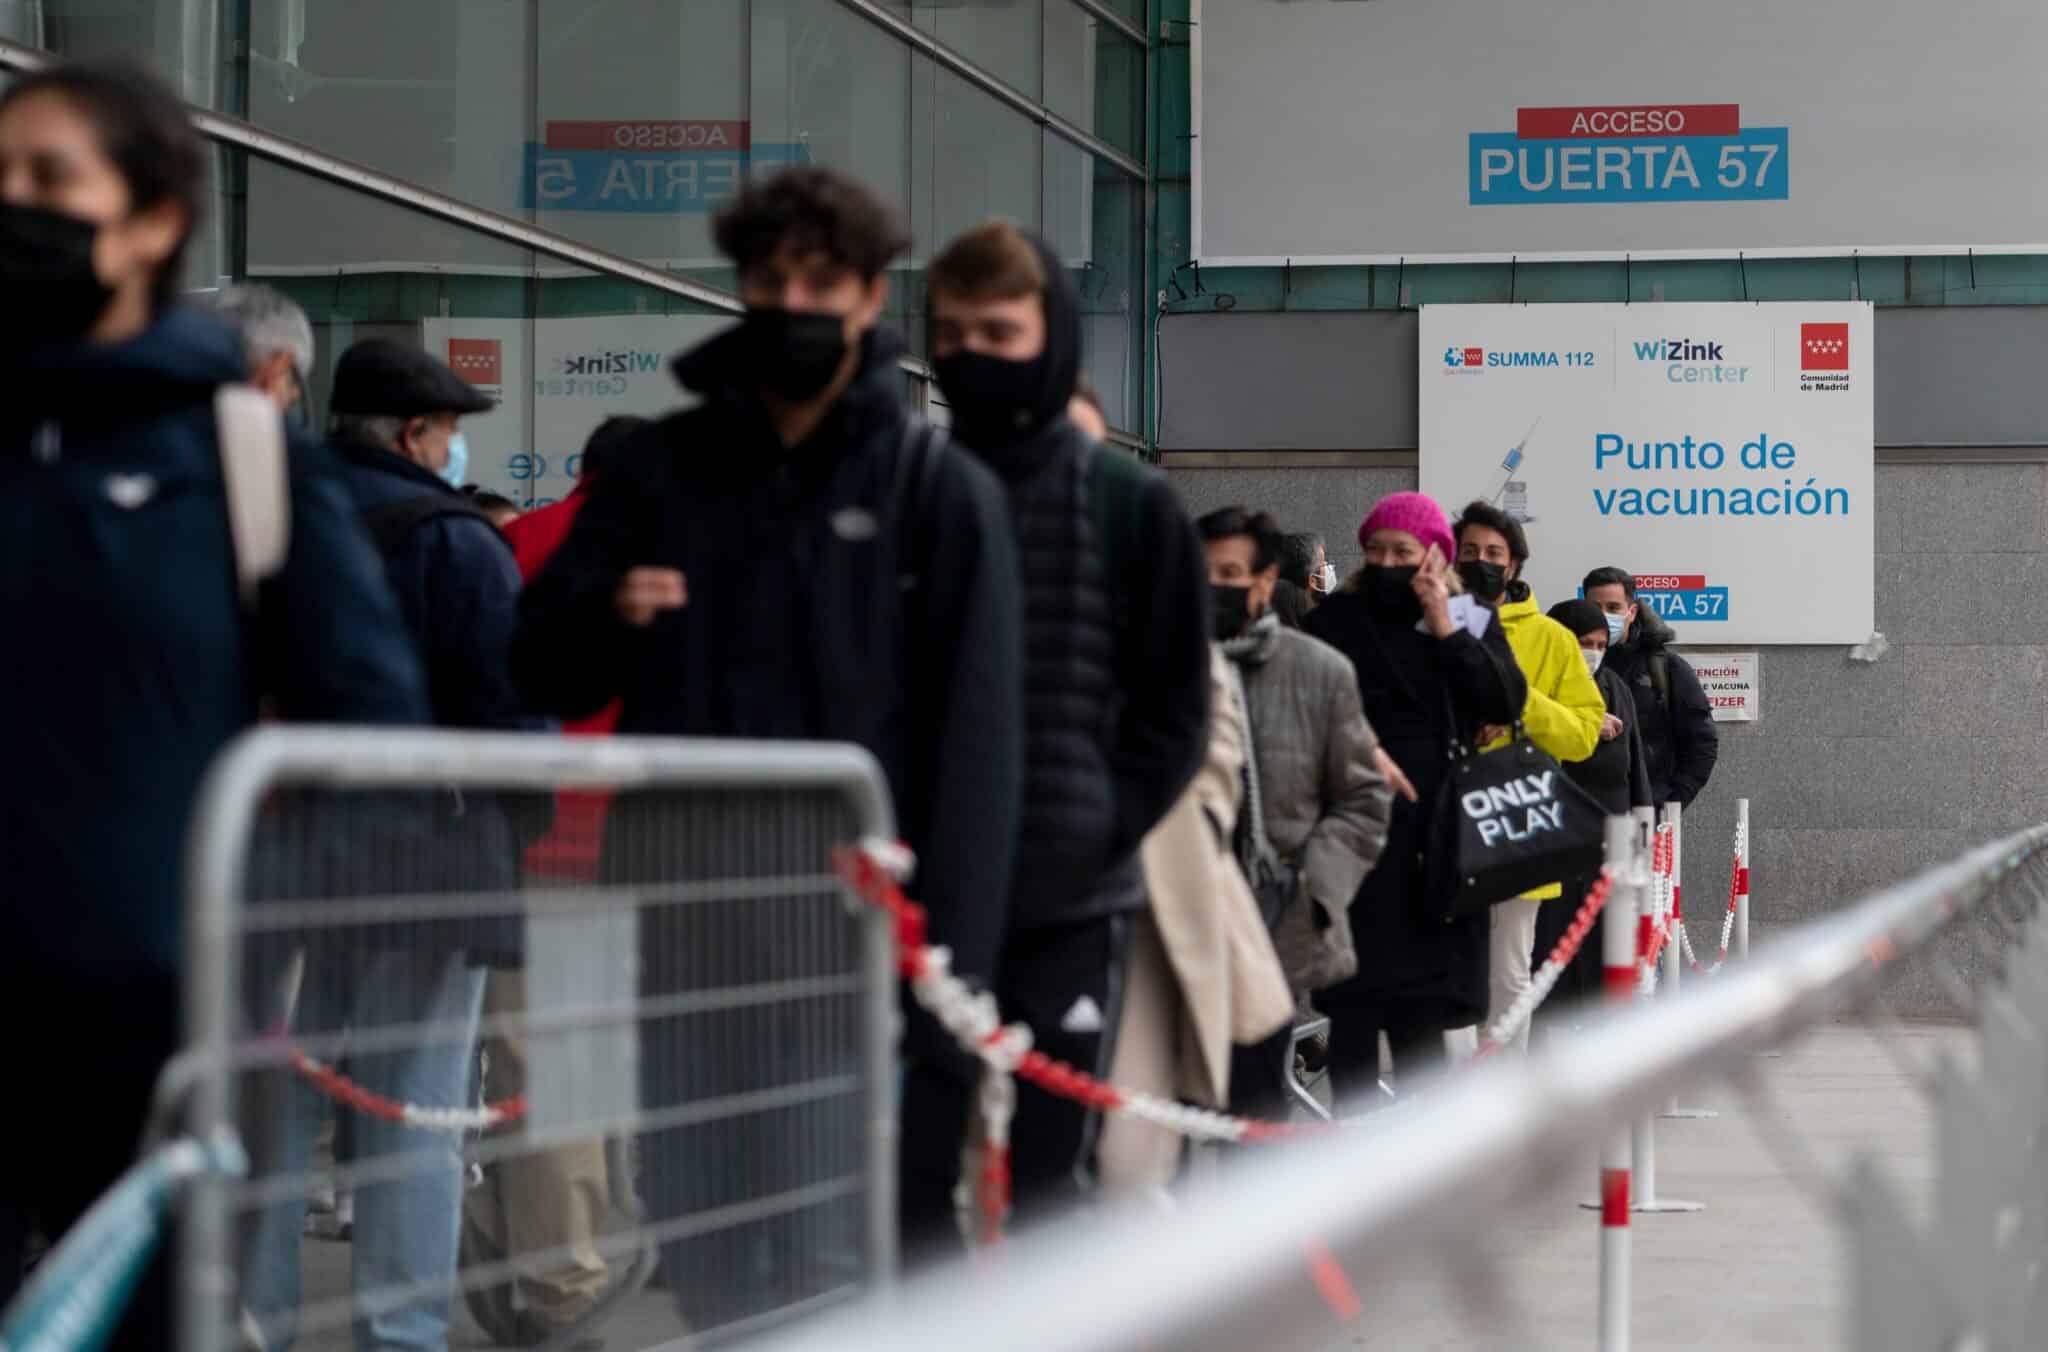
[31,421,61,465]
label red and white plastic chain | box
[290,1049,526,1133]
[1474,869,1614,1057]
[1637,828,1676,995]
[1675,816,1750,977]
[835,839,1309,1237]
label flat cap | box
[330,337,495,417]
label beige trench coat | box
[1138,647,1295,1108]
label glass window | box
[530,0,746,279]
[907,58,1040,357]
[904,0,1042,104]
[752,0,915,338]
[1044,133,1141,432]
[1044,1,1140,157]
[911,61,1038,255]
[239,156,732,513]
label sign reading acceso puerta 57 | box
[1192,0,2048,262]
[1419,304,1874,646]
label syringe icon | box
[1490,417,1542,523]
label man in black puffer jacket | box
[926,221,1210,1237]
[1582,567,1720,807]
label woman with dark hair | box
[0,60,426,1339]
[1535,599,1654,1012]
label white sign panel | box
[423,315,733,507]
[1192,0,2048,263]
[1686,652,1760,723]
[1418,302,1873,646]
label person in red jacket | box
[502,415,649,879]
[463,414,645,1342]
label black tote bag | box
[1427,727,1609,917]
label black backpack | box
[358,493,497,558]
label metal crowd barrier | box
[176,728,899,1351]
[749,824,2048,1352]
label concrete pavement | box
[284,1020,1963,1350]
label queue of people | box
[0,55,1720,1351]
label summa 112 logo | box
[1443,345,1485,371]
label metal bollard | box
[1598,814,1636,1352]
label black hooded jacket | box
[1602,607,1720,807]
[938,234,1210,929]
[513,322,1026,996]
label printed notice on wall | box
[1687,651,1759,723]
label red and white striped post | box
[1734,798,1752,960]
[1598,813,1637,1352]
[1660,801,1684,999]
[1660,802,1717,1120]
[1628,808,1704,1208]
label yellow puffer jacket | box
[1485,584,1606,900]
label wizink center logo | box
[1470,102,1790,206]
[1632,334,1750,385]
[1799,322,1851,392]
[553,350,663,377]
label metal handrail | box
[752,825,2048,1352]
[832,0,1148,182]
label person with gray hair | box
[202,281,315,415]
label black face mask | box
[740,307,850,402]
[1456,559,1509,603]
[1210,582,1252,640]
[0,203,111,350]
[1362,564,1422,618]
[933,350,1050,450]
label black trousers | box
[1,967,178,1352]
[1227,1025,1295,1122]
[1321,1000,1448,1107]
[898,912,1131,1267]
[1533,869,1605,1035]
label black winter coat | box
[1602,609,1719,807]
[1303,588,1526,1026]
[963,420,1210,929]
[1565,666,1655,817]
[327,437,539,963]
[514,325,1026,1000]
[0,307,429,981]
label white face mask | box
[1583,647,1604,675]
[1314,562,1338,593]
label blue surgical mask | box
[439,431,469,488]
[1604,612,1626,643]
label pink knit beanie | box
[1358,491,1455,561]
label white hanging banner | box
[1418,302,1874,645]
